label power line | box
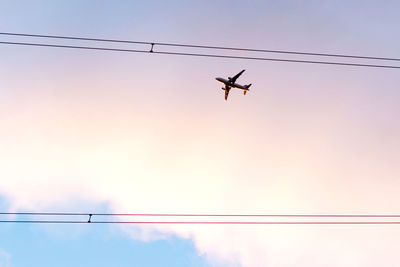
[2,212,400,217]
[0,41,146,54]
[1,41,400,69]
[0,32,149,46]
[3,213,400,224]
[1,32,400,62]
[1,220,400,224]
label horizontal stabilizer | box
[244,91,247,95]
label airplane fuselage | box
[215,77,249,90]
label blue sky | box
[0,222,208,267]
[1,1,400,266]
[0,197,209,267]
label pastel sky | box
[1,1,400,266]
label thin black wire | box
[0,41,146,53]
[1,220,400,224]
[1,41,400,69]
[1,32,400,62]
[3,213,400,224]
[2,212,400,217]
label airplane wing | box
[230,69,245,83]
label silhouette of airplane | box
[215,70,251,100]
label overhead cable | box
[1,32,400,62]
[1,41,400,69]
[2,212,400,217]
[1,220,400,224]
[3,212,400,224]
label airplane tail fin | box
[245,84,252,89]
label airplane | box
[215,69,252,100]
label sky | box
[1,1,400,266]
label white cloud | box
[1,93,400,267]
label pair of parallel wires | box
[1,32,400,69]
[2,212,400,225]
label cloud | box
[1,90,400,266]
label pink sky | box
[1,1,400,266]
